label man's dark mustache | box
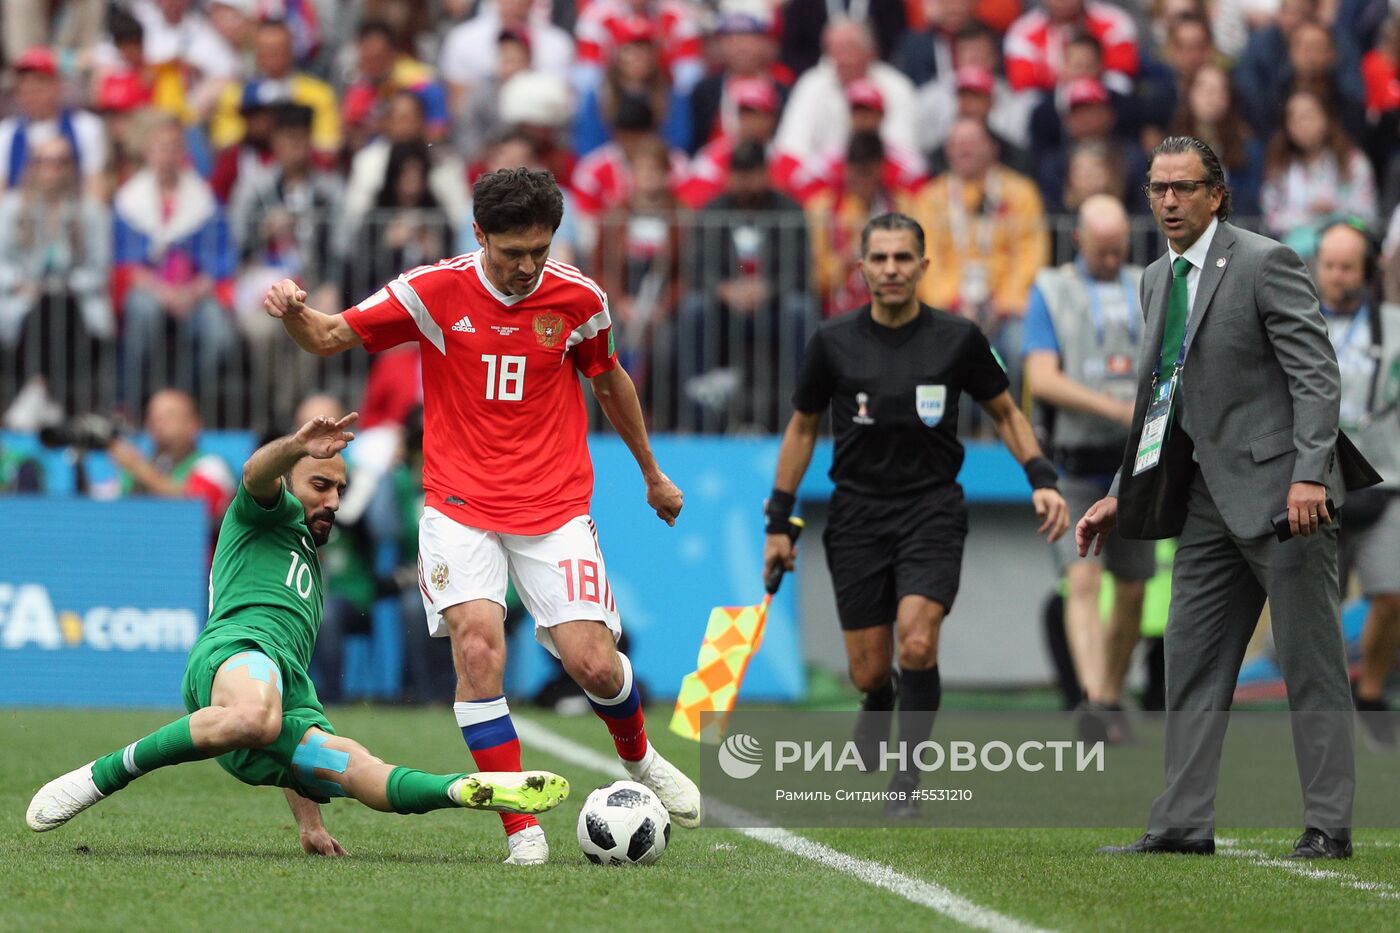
[310,510,335,524]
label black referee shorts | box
[822,484,969,631]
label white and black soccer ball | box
[576,780,671,866]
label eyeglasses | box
[1143,179,1213,200]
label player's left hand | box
[1032,488,1070,542]
[299,827,349,857]
[296,412,360,459]
[646,472,683,526]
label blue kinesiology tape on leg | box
[225,652,283,695]
[291,732,351,798]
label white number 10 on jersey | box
[482,354,526,401]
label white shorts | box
[417,507,622,658]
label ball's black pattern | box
[606,787,649,809]
[627,817,656,862]
[586,812,616,849]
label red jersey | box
[773,142,928,205]
[1003,2,1138,92]
[575,0,704,86]
[344,251,618,535]
[677,137,788,209]
[571,142,688,216]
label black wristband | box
[765,489,796,534]
[1023,456,1060,491]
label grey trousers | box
[1148,471,1354,839]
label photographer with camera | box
[104,389,234,537]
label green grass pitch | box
[3,706,1398,932]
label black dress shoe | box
[1097,833,1215,855]
[1286,827,1352,860]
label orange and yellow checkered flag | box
[670,518,803,742]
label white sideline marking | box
[1217,837,1400,901]
[516,717,1052,933]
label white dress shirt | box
[1165,215,1219,322]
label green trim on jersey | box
[205,482,324,670]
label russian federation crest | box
[533,312,565,348]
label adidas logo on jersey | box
[452,315,476,333]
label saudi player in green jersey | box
[27,414,569,855]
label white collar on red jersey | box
[472,248,547,306]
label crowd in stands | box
[0,0,1398,436]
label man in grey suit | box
[1076,136,1375,860]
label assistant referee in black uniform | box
[763,213,1070,815]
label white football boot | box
[503,824,549,865]
[626,746,702,828]
[27,761,105,832]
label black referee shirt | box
[792,304,1010,496]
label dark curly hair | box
[1150,135,1232,221]
[472,167,565,236]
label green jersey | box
[205,482,323,669]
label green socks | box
[385,767,468,814]
[91,715,205,795]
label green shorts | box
[180,624,338,801]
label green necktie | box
[1157,256,1192,383]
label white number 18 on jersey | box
[482,354,526,401]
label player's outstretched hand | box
[297,412,360,459]
[1075,496,1119,558]
[263,278,308,319]
[1033,488,1070,542]
[299,827,349,857]
[646,472,683,526]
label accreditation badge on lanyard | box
[1133,364,1179,475]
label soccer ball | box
[576,780,671,866]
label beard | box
[308,509,335,546]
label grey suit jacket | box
[1111,221,1348,539]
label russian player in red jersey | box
[262,167,698,865]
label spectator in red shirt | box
[572,95,687,254]
[1003,0,1139,93]
[341,20,451,150]
[678,78,782,209]
[1362,12,1400,118]
[575,0,705,95]
[359,344,422,430]
[776,78,927,205]
[688,12,790,154]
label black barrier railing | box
[0,210,1265,436]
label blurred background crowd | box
[1,0,1398,707]
[0,0,1397,437]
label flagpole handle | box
[764,517,805,595]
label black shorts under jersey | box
[822,483,969,631]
